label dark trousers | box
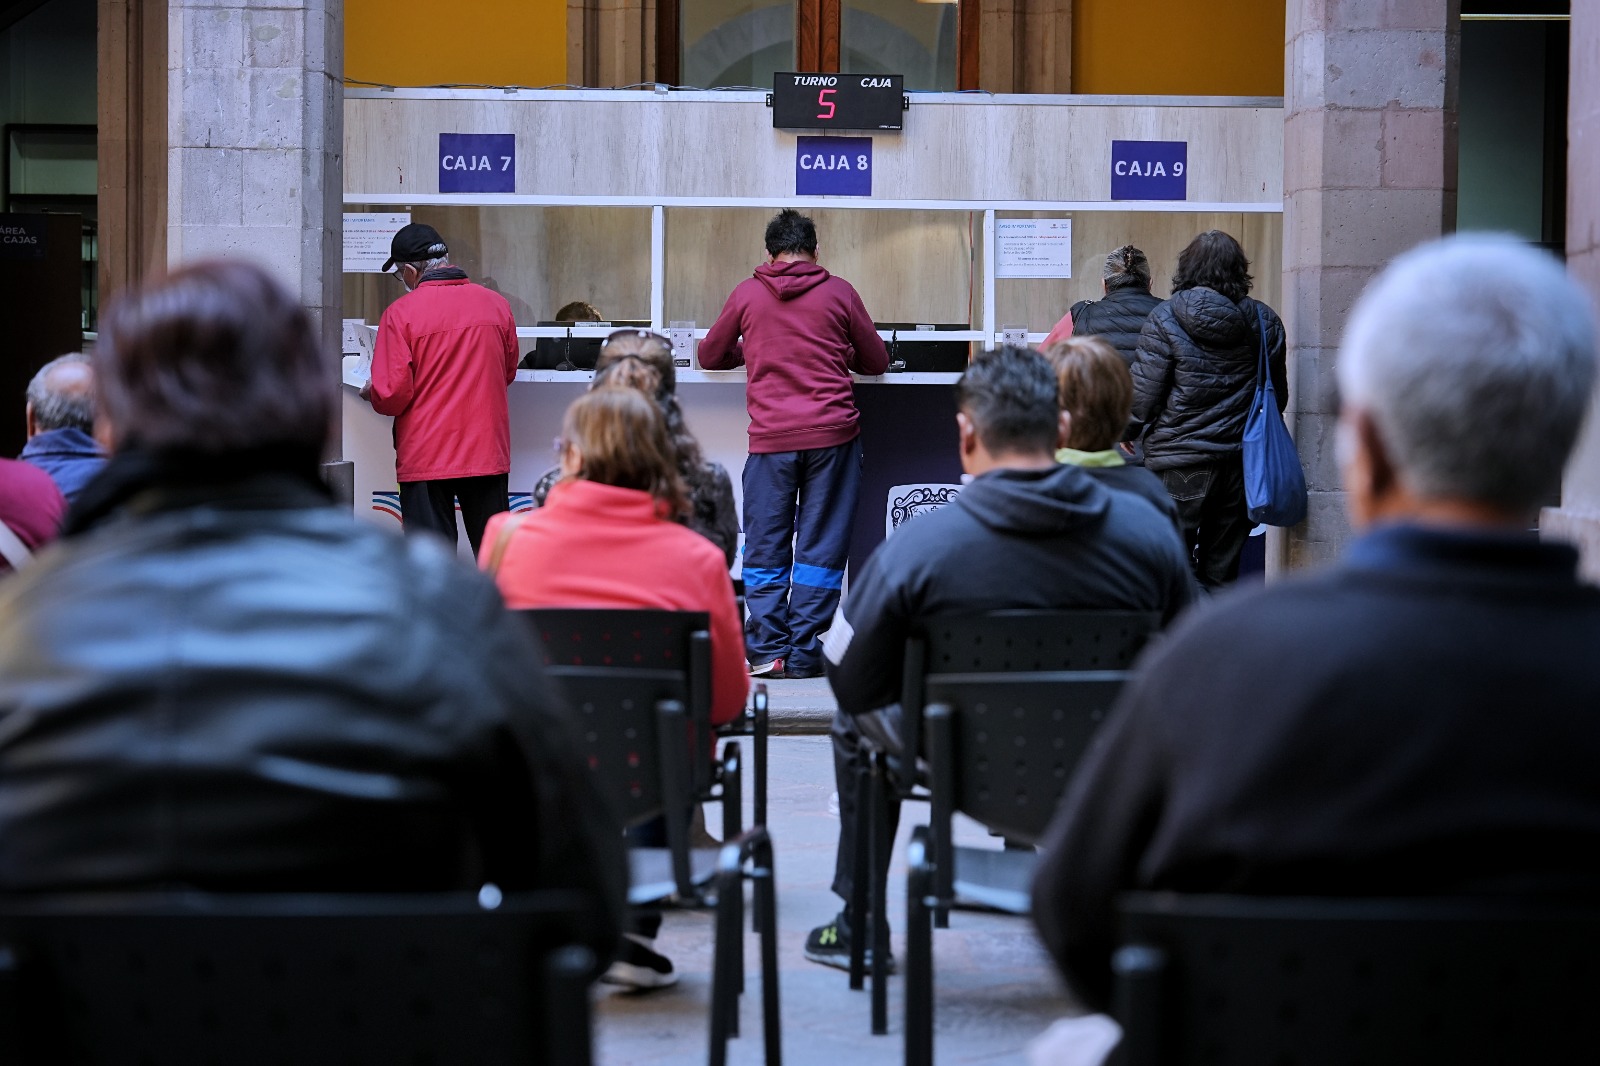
[1159,455,1251,590]
[626,816,667,939]
[398,474,509,558]
[741,439,862,674]
[829,707,906,906]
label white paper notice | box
[342,212,411,273]
[341,319,376,387]
[996,218,1073,279]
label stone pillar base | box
[1541,507,1600,584]
[321,459,355,511]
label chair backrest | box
[925,671,1127,843]
[546,666,692,833]
[1113,893,1600,1066]
[524,608,714,792]
[0,892,600,1066]
[527,608,711,676]
[901,610,1159,802]
[913,609,1157,678]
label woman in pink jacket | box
[479,385,747,990]
[480,386,747,728]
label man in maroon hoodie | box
[699,210,889,679]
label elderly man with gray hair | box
[20,353,107,503]
[1031,234,1600,1017]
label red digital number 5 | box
[818,88,836,121]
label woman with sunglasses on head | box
[531,330,740,569]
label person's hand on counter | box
[359,381,373,402]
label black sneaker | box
[803,911,896,973]
[602,933,680,990]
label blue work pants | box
[741,439,862,675]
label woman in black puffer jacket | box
[1128,230,1287,589]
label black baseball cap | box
[382,223,448,273]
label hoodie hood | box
[954,465,1110,536]
[755,260,832,301]
[1168,286,1254,348]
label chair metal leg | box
[754,684,770,832]
[870,750,892,1037]
[709,828,780,1066]
[928,705,956,930]
[721,742,743,846]
[849,760,872,991]
[906,829,934,1066]
[708,859,741,1066]
[751,687,769,935]
[546,944,598,1066]
[756,837,783,1066]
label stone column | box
[166,0,343,362]
[1542,0,1600,580]
[1276,0,1458,571]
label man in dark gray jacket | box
[803,346,1194,969]
[1129,230,1287,589]
[0,261,625,969]
[1034,236,1600,1018]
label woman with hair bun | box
[531,329,740,568]
[1041,244,1162,358]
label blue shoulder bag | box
[1241,304,1308,527]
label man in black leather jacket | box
[0,262,625,968]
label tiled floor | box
[593,735,1079,1065]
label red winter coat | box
[698,260,889,454]
[371,276,519,482]
[480,479,748,726]
[0,457,65,573]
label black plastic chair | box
[852,609,1158,1034]
[545,664,781,1063]
[924,672,1130,914]
[902,670,1133,1064]
[0,891,603,1066]
[549,666,734,905]
[525,608,770,830]
[1112,893,1600,1065]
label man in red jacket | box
[364,223,519,555]
[699,209,889,679]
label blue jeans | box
[741,439,862,674]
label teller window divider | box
[347,197,1278,384]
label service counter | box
[340,88,1284,569]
